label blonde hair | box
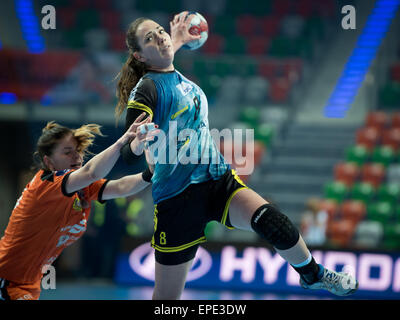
[33,121,103,170]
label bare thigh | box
[228,188,269,230]
[152,259,194,300]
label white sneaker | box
[300,264,358,296]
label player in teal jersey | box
[114,13,358,299]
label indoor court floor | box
[39,279,346,300]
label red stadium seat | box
[318,199,339,221]
[327,219,356,247]
[272,0,292,16]
[361,163,385,187]
[109,31,126,51]
[391,112,400,128]
[100,11,121,32]
[382,127,400,151]
[365,111,389,130]
[356,126,381,150]
[57,8,77,29]
[258,60,278,79]
[295,0,314,17]
[236,15,259,37]
[72,0,91,9]
[391,63,400,82]
[269,77,291,103]
[334,162,360,187]
[246,36,270,56]
[94,0,112,10]
[201,34,225,55]
[259,16,280,37]
[340,200,366,224]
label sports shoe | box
[300,264,358,296]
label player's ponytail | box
[33,122,103,171]
[73,124,103,155]
[115,17,149,122]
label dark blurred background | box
[0,0,400,298]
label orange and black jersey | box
[0,169,108,284]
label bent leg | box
[152,259,194,300]
[228,188,315,269]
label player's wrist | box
[130,138,144,156]
[142,167,153,182]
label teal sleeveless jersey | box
[144,70,229,203]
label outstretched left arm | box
[101,169,152,200]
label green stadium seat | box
[324,181,349,202]
[213,15,236,37]
[255,123,274,146]
[65,29,84,48]
[268,36,292,57]
[76,10,100,30]
[345,145,370,166]
[225,1,249,15]
[383,223,400,249]
[396,205,400,222]
[303,15,325,40]
[135,0,157,12]
[214,60,232,77]
[239,106,260,128]
[380,81,400,107]
[367,201,395,224]
[372,145,396,166]
[350,182,375,203]
[198,75,221,100]
[192,58,215,77]
[377,183,400,204]
[249,0,272,16]
[233,59,258,77]
[224,36,247,55]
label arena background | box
[0,0,400,301]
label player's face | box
[46,134,83,171]
[135,20,174,71]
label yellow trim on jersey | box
[231,169,247,187]
[152,236,207,253]
[220,169,249,229]
[127,100,154,118]
[171,105,189,119]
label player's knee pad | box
[250,204,299,250]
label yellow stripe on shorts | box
[220,169,249,229]
[151,204,158,248]
[152,236,207,253]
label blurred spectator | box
[46,52,116,105]
[300,198,328,246]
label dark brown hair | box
[33,121,103,170]
[115,17,149,121]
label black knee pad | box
[250,204,300,250]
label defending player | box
[115,13,359,299]
[0,113,158,300]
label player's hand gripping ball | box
[181,12,208,50]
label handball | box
[181,12,208,50]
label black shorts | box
[151,169,248,265]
